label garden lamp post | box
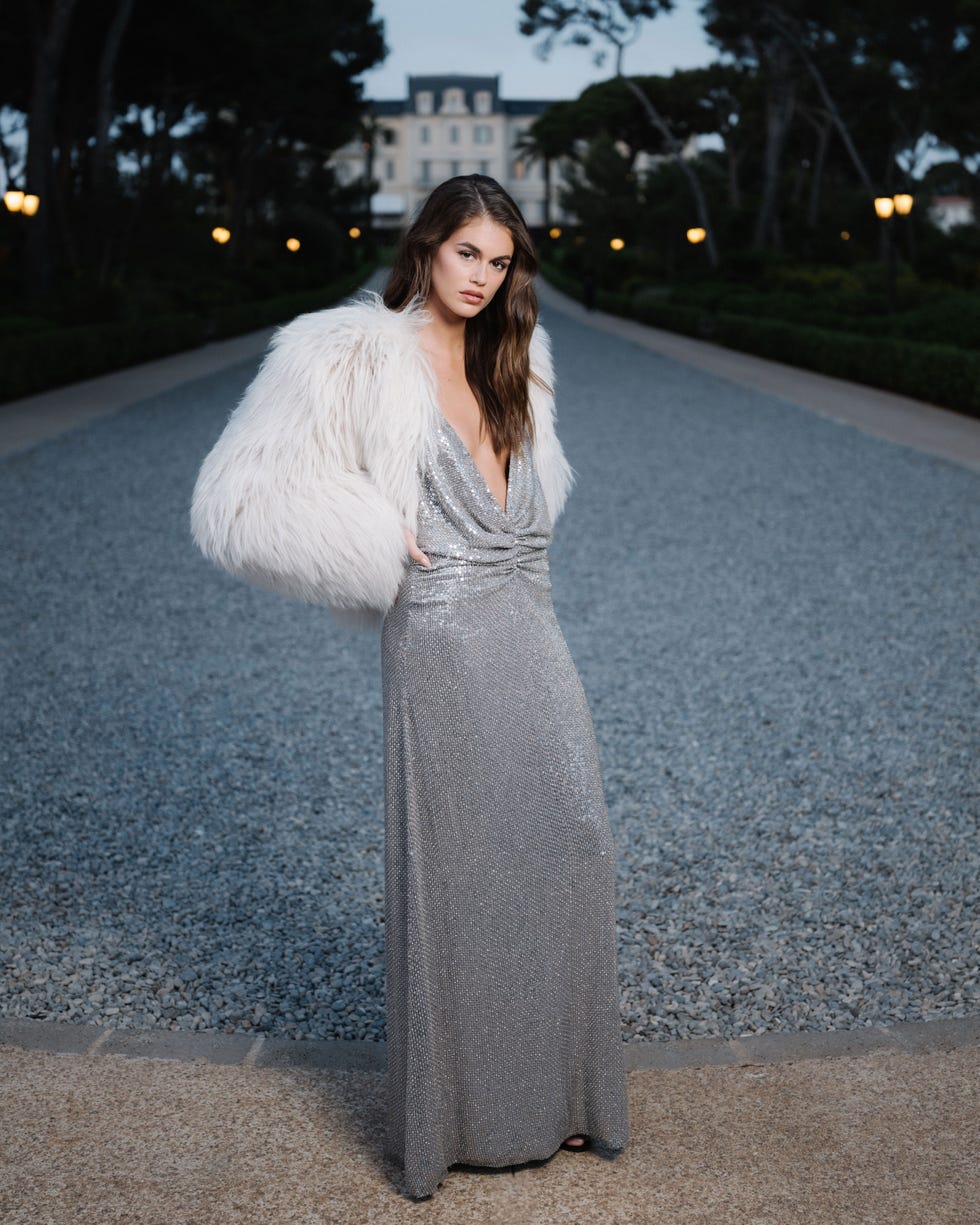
[874,194,914,310]
[5,191,39,216]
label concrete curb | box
[2,1013,976,1073]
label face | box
[426,215,515,323]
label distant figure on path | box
[189,174,628,1200]
[582,268,597,311]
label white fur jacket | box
[190,291,574,627]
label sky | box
[361,0,717,102]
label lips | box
[460,290,485,303]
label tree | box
[700,1,806,248]
[22,0,82,300]
[2,0,387,300]
[519,0,722,267]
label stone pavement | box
[1,1016,977,1223]
[2,280,978,1221]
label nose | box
[470,262,487,285]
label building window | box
[449,124,459,144]
[420,159,431,184]
[450,159,460,176]
[382,128,397,146]
[475,90,492,115]
[420,125,430,144]
[442,87,465,114]
[386,159,395,180]
[478,159,491,175]
[513,158,526,180]
[474,124,493,145]
[416,91,433,115]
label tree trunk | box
[753,34,796,249]
[25,0,81,302]
[618,75,720,268]
[806,114,832,229]
[92,0,136,195]
[92,0,137,286]
[764,3,875,199]
[53,90,80,275]
[726,143,742,210]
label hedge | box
[541,265,980,418]
[0,264,373,404]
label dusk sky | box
[361,0,717,102]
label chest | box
[423,356,510,511]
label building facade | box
[331,74,571,230]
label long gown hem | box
[385,1129,628,1197]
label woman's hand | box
[403,525,432,568]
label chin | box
[451,301,486,319]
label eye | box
[458,249,473,259]
[492,260,509,272]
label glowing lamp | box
[286,237,301,252]
[4,190,25,213]
[893,193,914,216]
[548,226,562,239]
[609,237,625,251]
[840,230,851,241]
[211,226,231,244]
[686,227,706,245]
[21,194,39,216]
[874,197,895,219]
[348,226,362,239]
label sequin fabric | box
[380,416,629,1199]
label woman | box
[190,175,629,1199]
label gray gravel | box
[1,307,977,1045]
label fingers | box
[402,525,432,569]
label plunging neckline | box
[437,412,512,518]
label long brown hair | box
[383,174,543,456]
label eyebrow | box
[456,241,513,261]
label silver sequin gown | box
[380,415,629,1199]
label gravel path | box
[1,306,977,1044]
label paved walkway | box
[1,1017,977,1222]
[2,279,977,1220]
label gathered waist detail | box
[399,533,551,605]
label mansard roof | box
[369,74,556,117]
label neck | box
[421,296,467,361]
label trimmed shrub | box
[207,265,371,340]
[0,265,374,403]
[541,265,980,417]
[712,314,980,413]
[0,314,205,403]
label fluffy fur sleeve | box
[528,322,575,524]
[189,300,410,619]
